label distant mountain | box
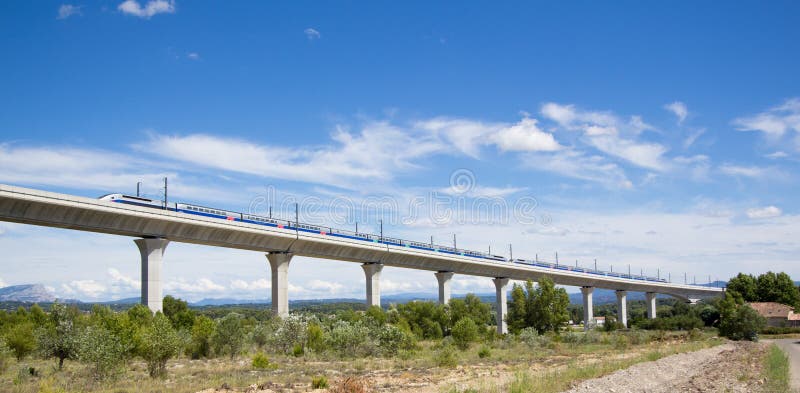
[101,297,140,305]
[0,284,56,303]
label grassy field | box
[762,344,791,393]
[1,330,723,393]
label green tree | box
[190,315,216,358]
[4,322,36,360]
[162,295,196,330]
[29,304,48,327]
[718,292,766,341]
[306,322,326,353]
[727,273,758,302]
[506,283,528,334]
[365,306,387,326]
[756,272,800,308]
[213,313,246,359]
[75,326,130,380]
[449,294,492,327]
[138,313,183,378]
[451,317,479,350]
[528,278,570,333]
[37,303,80,369]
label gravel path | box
[562,342,765,393]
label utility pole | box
[163,177,168,209]
[380,219,383,241]
[295,203,299,226]
[509,244,513,261]
[269,206,272,218]
[628,264,631,276]
[594,259,597,271]
[431,235,434,247]
[657,268,660,280]
[555,252,559,266]
[136,181,141,197]
[355,222,358,233]
[488,245,491,254]
[453,234,457,249]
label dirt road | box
[563,342,765,393]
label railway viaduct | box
[0,184,723,333]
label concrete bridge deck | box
[0,184,723,332]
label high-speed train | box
[99,193,668,283]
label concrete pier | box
[493,277,510,334]
[362,263,383,307]
[646,292,657,319]
[135,238,169,313]
[581,286,594,330]
[616,290,628,327]
[267,252,293,317]
[435,271,454,305]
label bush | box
[435,345,458,368]
[719,304,766,341]
[330,376,368,393]
[190,315,216,359]
[477,346,491,359]
[518,327,550,348]
[377,324,414,356]
[306,322,326,353]
[4,322,37,360]
[611,333,630,350]
[761,326,800,335]
[292,343,304,357]
[451,317,479,350]
[138,313,183,378]
[312,375,329,389]
[36,302,79,369]
[251,322,270,350]
[327,321,374,357]
[0,341,12,373]
[252,352,277,370]
[76,326,130,380]
[213,313,246,359]
[270,315,308,354]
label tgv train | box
[99,193,668,283]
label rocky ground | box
[193,341,770,393]
[564,341,767,393]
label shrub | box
[75,326,130,380]
[251,322,270,350]
[377,324,414,356]
[719,304,766,341]
[312,375,329,389]
[327,320,374,357]
[36,302,80,370]
[190,315,216,359]
[213,313,246,359]
[435,345,458,368]
[138,313,183,378]
[611,333,630,350]
[307,322,326,353]
[330,376,368,393]
[4,322,36,360]
[292,343,304,357]
[252,352,276,370]
[0,341,12,373]
[518,327,549,348]
[271,315,308,354]
[451,317,479,350]
[477,345,491,359]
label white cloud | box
[746,206,782,219]
[0,277,6,288]
[307,279,344,294]
[664,101,689,124]
[118,0,175,18]
[230,279,269,291]
[140,124,444,189]
[489,118,561,152]
[522,149,633,189]
[304,28,321,40]
[57,4,82,19]
[719,164,766,178]
[187,52,200,60]
[107,268,140,291]
[165,277,225,293]
[766,151,788,159]
[539,102,667,171]
[683,128,706,149]
[733,98,800,138]
[416,116,561,157]
[62,280,107,298]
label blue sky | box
[0,1,798,302]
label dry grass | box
[0,331,721,393]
